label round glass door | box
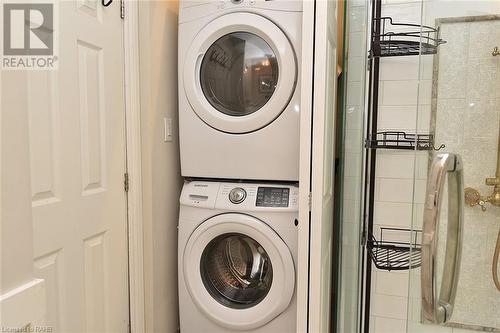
[200,32,279,117]
[183,12,297,133]
[200,233,273,309]
[182,213,295,330]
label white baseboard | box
[0,279,46,330]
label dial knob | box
[229,187,247,204]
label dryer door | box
[183,12,297,134]
[183,213,295,330]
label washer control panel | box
[219,182,298,210]
[256,187,290,207]
[181,181,298,211]
[229,187,247,204]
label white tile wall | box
[371,293,408,319]
[378,106,418,130]
[373,316,407,333]
[375,178,415,203]
[376,152,416,178]
[380,80,419,106]
[380,57,420,81]
[375,270,409,297]
[374,202,412,227]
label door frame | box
[297,0,340,332]
[123,2,145,333]
[296,0,315,332]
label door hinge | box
[120,0,125,19]
[124,172,129,192]
[308,192,312,211]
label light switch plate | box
[164,117,173,142]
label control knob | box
[229,187,247,204]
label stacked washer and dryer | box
[177,0,302,332]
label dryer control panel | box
[179,0,303,23]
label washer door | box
[183,12,297,134]
[183,213,295,330]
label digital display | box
[256,187,289,207]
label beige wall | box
[138,1,183,332]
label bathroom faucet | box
[493,46,500,56]
[465,86,500,211]
[464,186,500,211]
[463,100,500,292]
[464,143,500,210]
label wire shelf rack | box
[367,227,422,271]
[365,131,445,151]
[371,17,446,57]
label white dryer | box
[178,0,302,181]
[178,180,298,332]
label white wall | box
[423,0,500,24]
[138,1,183,332]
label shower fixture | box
[464,187,500,211]
[465,46,500,210]
[463,100,500,292]
[464,130,500,210]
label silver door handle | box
[421,153,464,324]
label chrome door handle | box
[422,153,464,324]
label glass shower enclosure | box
[336,1,500,332]
[409,2,500,332]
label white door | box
[28,1,129,332]
[300,0,338,332]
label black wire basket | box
[371,17,446,57]
[365,131,445,151]
[367,227,422,271]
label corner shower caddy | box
[363,0,447,285]
[361,2,446,331]
[370,17,446,58]
[367,227,422,271]
[365,131,445,151]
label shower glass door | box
[335,0,369,332]
[408,1,500,332]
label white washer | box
[178,0,302,181]
[178,180,298,332]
